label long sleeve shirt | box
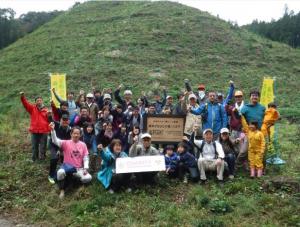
[129,143,160,157]
[193,137,225,160]
[51,129,89,169]
[191,102,227,134]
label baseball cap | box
[234,90,243,97]
[217,92,224,97]
[188,94,197,100]
[198,84,205,90]
[203,128,213,135]
[86,93,94,98]
[103,94,111,100]
[124,90,132,95]
[220,128,229,134]
[141,133,152,139]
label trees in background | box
[244,5,300,48]
[0,8,62,50]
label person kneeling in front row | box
[49,123,92,199]
[193,128,225,185]
[129,133,160,184]
[97,139,131,194]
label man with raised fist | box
[20,92,50,161]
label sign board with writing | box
[143,115,185,143]
[116,156,166,174]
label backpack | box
[195,141,218,159]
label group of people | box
[20,79,280,199]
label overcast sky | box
[1,0,300,25]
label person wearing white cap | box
[99,93,113,110]
[181,92,202,136]
[129,133,159,157]
[162,94,174,113]
[103,93,111,100]
[129,132,160,184]
[93,88,113,110]
[114,84,135,111]
[84,93,99,124]
[192,128,225,184]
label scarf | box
[198,91,205,100]
[235,101,244,114]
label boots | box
[257,169,263,178]
[250,168,256,178]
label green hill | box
[0,1,300,118]
[0,2,299,226]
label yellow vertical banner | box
[260,77,274,107]
[260,77,275,155]
[50,73,67,107]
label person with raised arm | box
[49,122,92,199]
[20,92,51,161]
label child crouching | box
[176,142,199,183]
[164,145,178,178]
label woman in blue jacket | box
[97,139,131,193]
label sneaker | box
[59,190,65,200]
[126,188,132,193]
[183,176,188,184]
[48,176,55,184]
[218,180,224,188]
[108,189,114,194]
[200,179,207,185]
[228,175,235,180]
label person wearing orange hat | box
[184,79,207,105]
[225,90,248,167]
[197,84,207,105]
[226,90,244,132]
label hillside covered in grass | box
[0,1,300,118]
[0,1,299,226]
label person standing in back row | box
[190,91,227,140]
[241,90,265,129]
